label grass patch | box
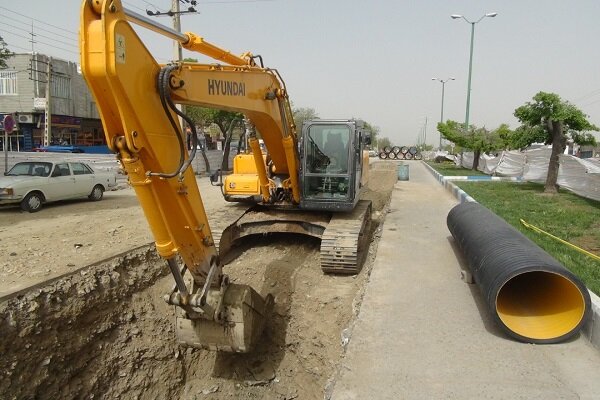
[426,161,487,176]
[455,181,600,295]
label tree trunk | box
[220,119,240,171]
[199,145,211,174]
[236,133,244,155]
[472,148,481,171]
[544,121,566,194]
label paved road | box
[331,161,600,400]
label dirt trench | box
[0,161,398,400]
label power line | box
[0,13,78,44]
[4,41,30,52]
[0,6,77,35]
[0,28,77,55]
[0,28,30,41]
[580,98,600,108]
[123,1,149,14]
[0,20,78,48]
[574,89,600,103]
[35,39,79,55]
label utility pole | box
[146,0,198,143]
[172,0,183,61]
[44,57,52,147]
[424,116,428,148]
[28,22,40,103]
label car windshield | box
[6,162,53,177]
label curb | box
[422,161,600,350]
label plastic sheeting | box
[453,147,600,201]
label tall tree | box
[514,92,598,194]
[292,106,318,130]
[437,120,507,170]
[0,36,13,69]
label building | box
[0,53,107,152]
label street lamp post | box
[451,12,497,131]
[432,77,455,150]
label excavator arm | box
[80,0,295,351]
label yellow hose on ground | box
[520,219,600,262]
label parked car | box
[368,149,378,157]
[0,161,118,212]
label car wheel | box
[21,192,43,213]
[89,185,104,201]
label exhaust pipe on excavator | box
[447,202,591,344]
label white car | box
[0,161,118,212]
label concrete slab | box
[330,161,600,400]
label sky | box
[2,0,600,147]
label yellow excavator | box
[80,0,371,352]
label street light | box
[432,77,455,150]
[451,12,497,131]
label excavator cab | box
[300,119,368,212]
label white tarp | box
[522,147,552,181]
[479,153,501,175]
[456,147,600,201]
[495,151,526,177]
[557,155,600,201]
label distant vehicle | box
[0,161,118,212]
[33,145,85,153]
[368,149,378,157]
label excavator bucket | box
[176,284,273,353]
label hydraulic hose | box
[148,64,198,181]
[447,202,591,344]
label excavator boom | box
[80,0,372,352]
[79,0,279,352]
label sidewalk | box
[330,161,600,400]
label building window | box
[0,71,18,95]
[51,74,71,99]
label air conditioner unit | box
[18,114,34,124]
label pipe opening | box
[496,271,586,341]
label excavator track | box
[320,200,372,274]
[210,201,372,275]
[214,206,330,257]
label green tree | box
[292,106,318,130]
[495,123,516,150]
[514,92,598,193]
[186,107,243,170]
[437,120,507,170]
[0,36,12,69]
[377,137,391,151]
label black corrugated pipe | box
[447,202,591,344]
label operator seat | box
[324,133,348,172]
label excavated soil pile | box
[0,161,398,400]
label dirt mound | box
[0,161,398,399]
